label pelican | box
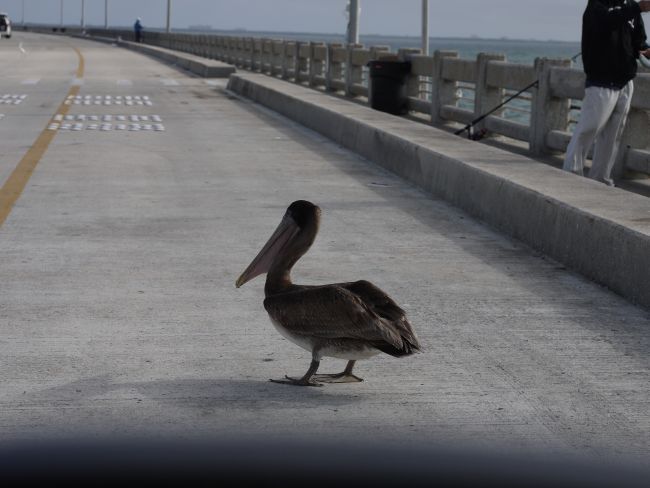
[236,200,420,387]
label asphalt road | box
[0,32,649,466]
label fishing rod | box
[455,52,583,139]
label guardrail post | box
[308,42,318,86]
[251,37,257,70]
[370,46,391,59]
[293,42,301,82]
[530,58,571,155]
[399,48,422,100]
[345,44,363,97]
[229,37,235,64]
[280,41,288,79]
[262,39,269,73]
[326,43,343,92]
[474,53,506,135]
[430,50,459,125]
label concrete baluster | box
[218,36,224,61]
[399,48,422,102]
[530,58,571,155]
[273,41,282,77]
[308,42,317,86]
[430,50,459,125]
[293,42,301,82]
[473,53,506,135]
[325,44,334,91]
[345,44,364,97]
[259,39,265,72]
[280,41,288,79]
[249,38,255,70]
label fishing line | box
[455,52,582,139]
[455,44,650,140]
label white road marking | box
[48,114,166,134]
[71,78,85,86]
[117,79,133,86]
[1,95,28,105]
[161,79,180,86]
[22,78,40,85]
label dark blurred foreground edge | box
[0,438,648,487]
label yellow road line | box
[0,47,85,229]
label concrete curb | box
[227,72,650,309]
[119,41,236,78]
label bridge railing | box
[43,27,650,178]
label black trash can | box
[368,60,411,115]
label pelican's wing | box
[264,286,401,347]
[342,280,420,351]
[264,283,420,355]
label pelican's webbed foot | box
[312,373,363,383]
[269,376,323,387]
[269,359,323,387]
[313,360,363,383]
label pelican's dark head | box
[236,201,321,288]
[286,200,321,229]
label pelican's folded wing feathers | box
[264,282,420,355]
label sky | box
[0,0,638,42]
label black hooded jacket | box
[582,0,649,88]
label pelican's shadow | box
[27,375,364,409]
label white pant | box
[563,82,633,186]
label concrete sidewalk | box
[0,33,649,464]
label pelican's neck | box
[265,269,293,296]
[264,219,318,297]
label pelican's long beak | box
[236,214,300,288]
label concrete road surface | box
[0,33,649,464]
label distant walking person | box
[563,0,650,186]
[134,18,144,43]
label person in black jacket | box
[563,0,650,186]
[134,18,144,43]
